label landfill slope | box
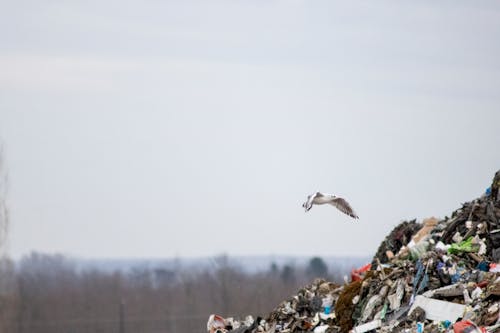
[208,170,500,333]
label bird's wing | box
[307,192,323,206]
[329,197,359,219]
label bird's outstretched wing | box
[303,192,320,211]
[329,197,359,219]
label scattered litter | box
[207,314,228,333]
[351,319,382,333]
[409,295,466,322]
[351,263,371,282]
[452,320,487,333]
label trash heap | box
[208,170,500,333]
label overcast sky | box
[1,1,500,260]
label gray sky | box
[1,1,500,260]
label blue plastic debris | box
[476,261,489,272]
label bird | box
[302,192,359,219]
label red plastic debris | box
[452,320,486,333]
[351,263,371,282]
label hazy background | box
[1,0,500,260]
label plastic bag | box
[448,237,480,255]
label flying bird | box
[302,192,359,219]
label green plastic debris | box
[448,237,480,255]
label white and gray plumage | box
[302,192,359,219]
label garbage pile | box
[208,171,500,333]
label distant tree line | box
[0,252,348,333]
[0,141,12,333]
